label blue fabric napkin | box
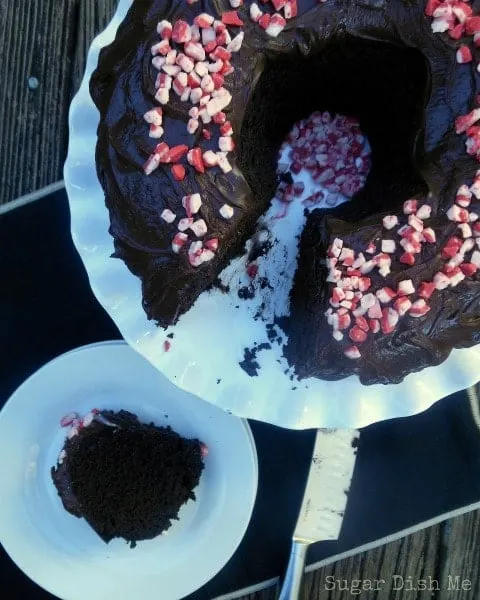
[1,190,479,600]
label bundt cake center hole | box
[239,35,430,219]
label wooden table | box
[1,2,479,598]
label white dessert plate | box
[64,0,480,430]
[0,342,258,600]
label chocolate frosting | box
[91,0,480,384]
[285,207,480,384]
[91,0,270,326]
[282,2,480,383]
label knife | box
[278,428,360,600]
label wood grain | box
[303,524,442,600]
[437,510,480,599]
[71,0,118,92]
[0,0,116,204]
[238,512,480,599]
[241,588,278,600]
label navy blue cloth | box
[1,191,480,600]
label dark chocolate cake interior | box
[52,410,204,547]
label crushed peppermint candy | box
[161,208,176,223]
[219,203,234,219]
[60,412,79,427]
[247,0,297,36]
[58,408,106,455]
[325,165,480,357]
[141,9,255,263]
[428,2,480,163]
[278,112,371,204]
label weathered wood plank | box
[302,523,443,600]
[0,0,74,203]
[240,587,278,600]
[0,0,116,204]
[437,510,480,599]
[71,0,117,93]
[237,512,480,600]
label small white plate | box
[0,342,258,600]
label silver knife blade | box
[293,428,359,544]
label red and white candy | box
[161,208,176,223]
[182,193,202,216]
[219,204,234,219]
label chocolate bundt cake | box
[51,409,205,547]
[90,0,480,384]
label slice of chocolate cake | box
[51,409,205,547]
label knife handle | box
[278,540,309,600]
